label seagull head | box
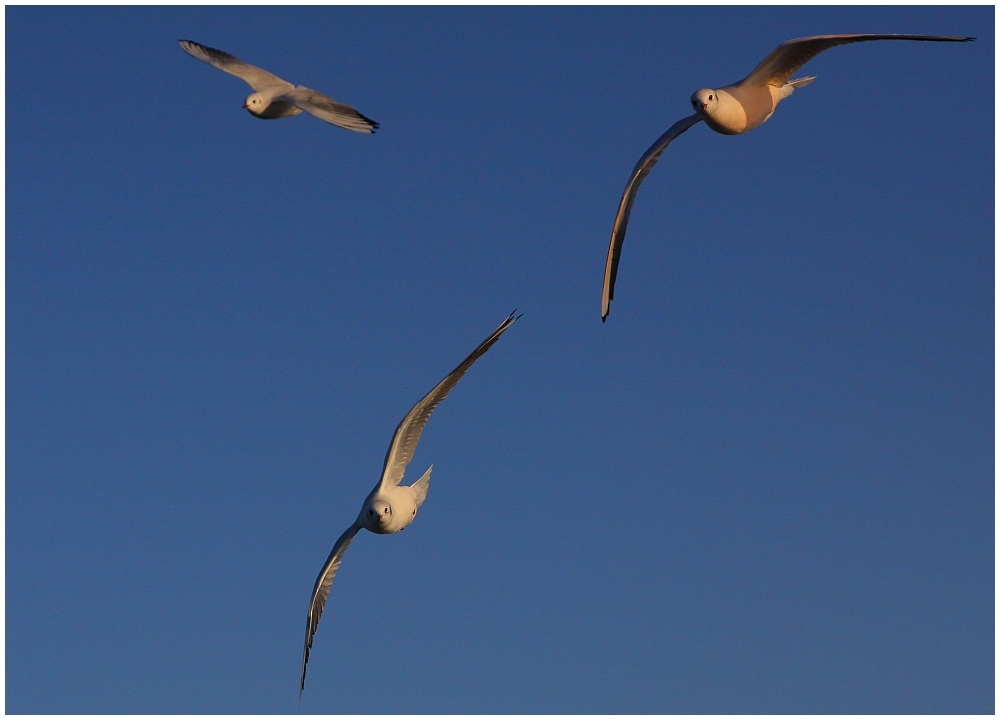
[690,89,718,117]
[243,92,266,115]
[363,497,394,533]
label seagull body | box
[601,33,975,321]
[692,77,811,136]
[178,40,379,133]
[299,313,520,696]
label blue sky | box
[6,5,993,713]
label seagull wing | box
[601,114,702,322]
[301,520,362,696]
[276,86,379,133]
[741,34,974,89]
[376,312,520,492]
[179,40,290,91]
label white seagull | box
[179,40,379,133]
[300,312,520,696]
[601,33,974,322]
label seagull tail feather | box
[780,76,816,100]
[411,465,432,508]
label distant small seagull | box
[178,40,379,133]
[601,33,974,322]
[299,312,520,696]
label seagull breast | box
[701,88,748,135]
[252,100,303,119]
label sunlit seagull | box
[601,33,974,322]
[179,40,379,133]
[299,312,520,696]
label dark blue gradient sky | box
[6,5,993,713]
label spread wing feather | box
[601,114,702,321]
[377,312,520,491]
[178,40,290,91]
[277,86,379,133]
[300,521,362,696]
[741,34,975,88]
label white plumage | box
[179,40,379,133]
[300,312,520,696]
[601,33,974,322]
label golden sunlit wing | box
[602,114,702,321]
[300,521,362,697]
[377,312,521,490]
[277,86,379,133]
[179,40,290,91]
[741,34,974,89]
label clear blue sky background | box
[6,5,993,714]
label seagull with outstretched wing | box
[601,33,974,322]
[300,312,520,696]
[179,40,379,133]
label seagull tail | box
[780,76,816,100]
[411,465,432,509]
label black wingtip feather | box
[501,310,523,327]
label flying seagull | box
[600,33,974,322]
[178,40,379,133]
[300,312,520,696]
